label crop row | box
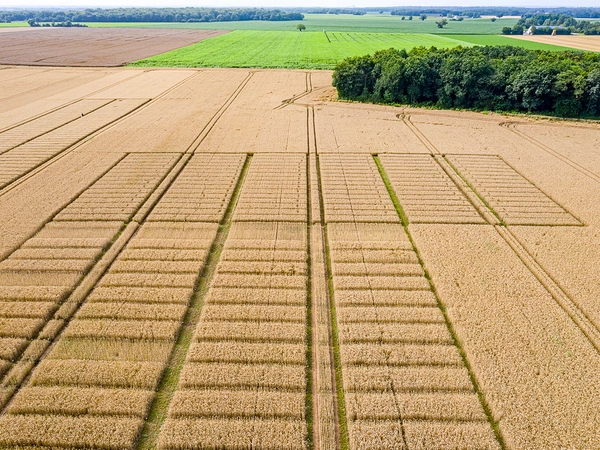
[233,154,307,222]
[319,154,400,223]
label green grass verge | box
[0,21,28,27]
[84,14,519,34]
[131,30,578,70]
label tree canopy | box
[332,46,600,118]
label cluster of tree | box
[292,8,365,15]
[291,7,600,17]
[0,8,303,23]
[27,18,86,27]
[505,13,600,35]
[332,46,600,118]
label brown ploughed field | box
[0,28,229,67]
[506,34,600,52]
[0,64,600,450]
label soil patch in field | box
[505,34,600,52]
[0,28,229,67]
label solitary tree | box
[436,18,448,28]
[420,14,427,21]
[296,23,306,31]
[491,18,497,22]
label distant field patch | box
[445,34,581,51]
[132,30,579,70]
[86,14,520,34]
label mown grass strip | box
[314,154,348,450]
[374,154,507,450]
[136,154,252,450]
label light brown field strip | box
[446,154,581,226]
[197,71,309,154]
[319,154,400,223]
[83,70,250,154]
[158,222,309,450]
[0,70,142,131]
[147,154,245,222]
[233,154,307,222]
[378,154,485,224]
[0,99,146,190]
[314,104,429,154]
[0,98,112,153]
[326,222,499,449]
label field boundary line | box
[496,226,600,354]
[501,121,600,185]
[306,153,315,450]
[309,104,338,449]
[135,154,252,450]
[314,153,346,450]
[0,70,147,134]
[374,154,507,450]
[188,71,254,153]
[0,151,185,410]
[0,99,116,156]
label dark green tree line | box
[332,46,600,118]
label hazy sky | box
[5,0,598,9]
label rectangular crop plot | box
[379,154,485,224]
[54,153,178,222]
[233,155,307,222]
[446,155,581,226]
[319,154,400,223]
[147,154,245,223]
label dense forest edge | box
[332,46,600,118]
[2,7,600,24]
[0,8,303,24]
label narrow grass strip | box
[374,155,507,450]
[136,154,252,450]
[315,154,348,450]
[305,154,314,450]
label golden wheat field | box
[0,65,600,450]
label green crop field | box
[83,14,519,34]
[131,29,579,70]
[0,21,27,27]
